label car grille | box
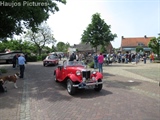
[82,71,90,79]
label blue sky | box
[47,0,160,48]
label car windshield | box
[47,55,58,59]
[64,61,85,66]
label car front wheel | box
[67,79,76,95]
[54,72,58,82]
[94,79,103,92]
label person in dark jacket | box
[25,53,28,64]
[69,53,76,61]
[93,53,98,69]
[12,54,18,68]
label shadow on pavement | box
[73,89,112,98]
[103,72,115,77]
[0,85,23,109]
[53,81,112,98]
[104,80,141,89]
[104,64,137,67]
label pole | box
[158,33,160,59]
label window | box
[138,43,144,46]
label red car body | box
[43,55,59,66]
[54,60,103,95]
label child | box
[0,79,7,93]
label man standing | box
[93,53,98,69]
[12,54,17,69]
[143,53,147,64]
[18,54,26,78]
[69,53,76,61]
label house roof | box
[72,43,93,51]
[121,36,154,47]
[72,42,113,52]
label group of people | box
[12,54,26,78]
[93,53,104,73]
[110,52,154,64]
[69,52,104,74]
[67,51,155,74]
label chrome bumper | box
[72,81,103,88]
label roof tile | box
[121,36,154,47]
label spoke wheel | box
[54,72,58,82]
[94,79,103,92]
[67,79,76,95]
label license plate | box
[86,85,94,89]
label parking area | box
[0,61,160,120]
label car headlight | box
[76,70,81,76]
[92,71,96,74]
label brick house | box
[71,42,114,54]
[120,35,154,53]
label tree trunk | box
[38,48,42,56]
[95,47,97,53]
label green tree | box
[136,46,144,53]
[100,45,106,53]
[148,37,160,57]
[51,45,57,52]
[56,41,70,52]
[57,42,66,52]
[0,0,66,38]
[0,39,35,55]
[65,42,70,52]
[24,23,56,56]
[81,13,117,52]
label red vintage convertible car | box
[54,60,103,95]
[43,54,59,66]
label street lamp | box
[158,33,160,59]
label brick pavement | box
[102,60,160,83]
[102,60,160,99]
[0,61,160,120]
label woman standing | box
[98,53,104,73]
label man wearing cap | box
[18,54,26,78]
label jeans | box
[143,58,146,64]
[98,63,103,73]
[19,65,25,78]
[94,61,98,69]
[132,58,135,62]
[12,62,16,68]
[125,58,128,63]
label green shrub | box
[154,57,159,60]
[88,61,94,68]
[41,54,48,60]
[27,56,37,62]
[36,56,42,61]
[0,68,7,73]
[26,54,48,62]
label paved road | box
[0,61,159,120]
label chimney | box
[144,35,147,38]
